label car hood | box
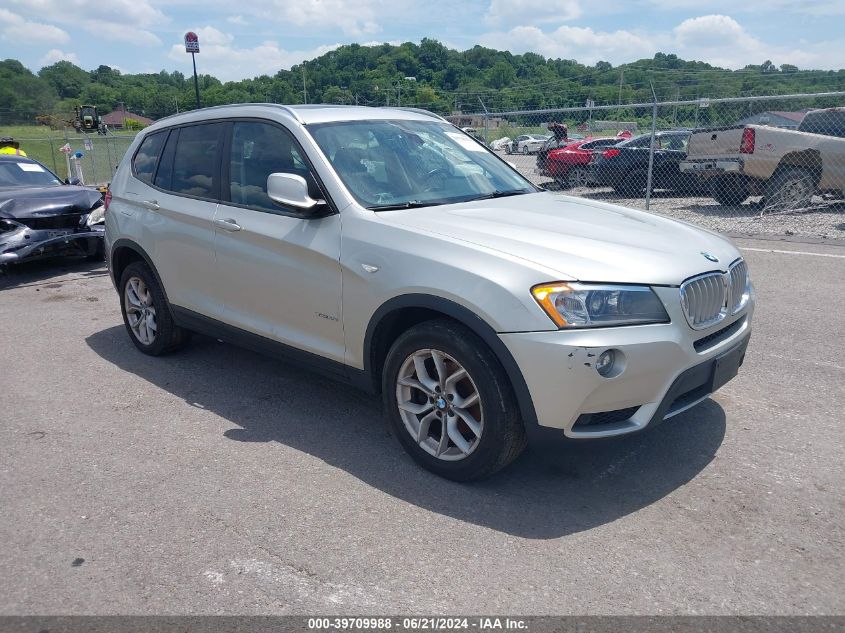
[382,192,740,285]
[0,185,102,219]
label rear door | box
[120,123,224,318]
[213,119,344,363]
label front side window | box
[132,132,166,185]
[228,121,316,213]
[309,119,536,209]
[169,123,225,199]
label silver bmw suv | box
[105,104,754,480]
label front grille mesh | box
[681,272,726,330]
[728,260,748,313]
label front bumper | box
[0,224,104,263]
[499,287,754,438]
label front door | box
[213,119,345,364]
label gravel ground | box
[0,237,843,615]
[502,152,845,241]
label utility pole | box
[672,86,679,127]
[618,70,624,105]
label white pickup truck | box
[680,107,845,208]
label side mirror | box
[267,173,325,210]
[66,177,81,186]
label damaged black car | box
[0,155,105,266]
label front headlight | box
[531,282,670,328]
[86,205,105,227]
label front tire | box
[382,320,526,481]
[522,146,530,155]
[119,261,189,356]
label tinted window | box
[170,123,225,198]
[799,111,845,138]
[132,132,166,184]
[228,121,318,213]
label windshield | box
[0,160,63,188]
[308,119,536,209]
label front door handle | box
[215,218,242,232]
[141,199,159,211]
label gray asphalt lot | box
[0,236,843,615]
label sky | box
[1,0,844,81]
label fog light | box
[596,350,616,377]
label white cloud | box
[480,14,845,70]
[485,0,582,26]
[7,0,166,28]
[648,0,845,15]
[480,24,652,65]
[0,8,70,43]
[85,22,162,46]
[38,49,80,66]
[258,0,383,36]
[167,26,343,81]
[226,15,248,25]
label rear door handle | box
[141,199,159,211]
[215,218,242,232]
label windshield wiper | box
[463,189,532,202]
[367,200,439,211]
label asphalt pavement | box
[0,236,843,615]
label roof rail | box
[152,103,305,125]
[389,107,448,123]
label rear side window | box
[170,122,226,199]
[132,132,166,184]
[799,111,845,138]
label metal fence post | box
[104,134,114,182]
[644,83,658,211]
[478,97,489,145]
[47,136,59,175]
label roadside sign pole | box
[192,52,201,109]
[185,32,201,110]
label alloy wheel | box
[395,348,484,461]
[124,276,157,345]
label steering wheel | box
[422,167,451,192]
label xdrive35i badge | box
[701,252,719,263]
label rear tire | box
[615,168,647,196]
[119,261,190,356]
[382,319,526,481]
[522,146,530,155]
[710,177,749,206]
[566,167,590,189]
[765,167,815,211]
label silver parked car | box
[507,134,548,155]
[105,104,754,480]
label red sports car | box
[536,137,622,188]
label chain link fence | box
[464,91,845,241]
[4,131,136,186]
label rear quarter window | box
[132,132,167,184]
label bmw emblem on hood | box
[701,252,719,263]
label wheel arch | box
[774,150,823,186]
[110,239,171,305]
[363,293,539,428]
